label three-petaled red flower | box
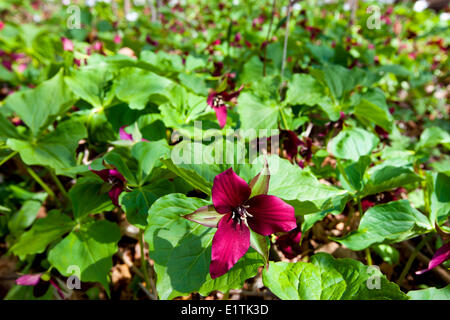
[207,85,243,129]
[90,167,126,207]
[184,165,296,279]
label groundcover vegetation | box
[0,0,449,300]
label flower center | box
[108,176,122,186]
[212,94,224,107]
[231,204,253,225]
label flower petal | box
[108,185,123,207]
[213,106,228,128]
[207,91,217,107]
[210,213,250,279]
[183,205,223,228]
[16,273,42,286]
[90,168,110,182]
[212,168,251,214]
[416,242,450,275]
[246,195,296,236]
[119,126,133,141]
[109,169,126,183]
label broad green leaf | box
[0,113,23,140]
[8,200,41,236]
[114,67,172,110]
[48,219,121,297]
[237,92,279,138]
[354,88,393,132]
[120,179,177,229]
[285,74,339,121]
[328,127,379,162]
[69,177,115,219]
[65,67,115,108]
[335,200,433,250]
[144,194,264,299]
[103,152,137,186]
[7,119,87,176]
[255,155,348,215]
[3,70,74,136]
[340,155,371,192]
[429,172,450,226]
[310,253,407,300]
[407,285,450,300]
[362,159,422,196]
[262,260,346,300]
[131,140,170,184]
[416,126,450,150]
[10,210,74,257]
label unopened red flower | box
[184,166,296,279]
[276,229,302,259]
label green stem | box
[397,234,432,286]
[336,158,352,189]
[0,151,18,167]
[49,170,69,199]
[139,230,151,291]
[279,108,289,130]
[365,248,372,266]
[26,166,56,200]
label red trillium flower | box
[90,167,126,206]
[207,85,243,128]
[275,229,302,259]
[184,164,296,279]
[16,273,65,299]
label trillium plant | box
[184,162,296,278]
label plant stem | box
[336,158,352,189]
[26,166,56,200]
[280,0,293,83]
[397,234,432,286]
[139,230,151,291]
[365,248,372,266]
[49,170,69,199]
[0,151,18,167]
[263,0,277,76]
[279,108,290,130]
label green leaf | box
[262,260,346,300]
[65,66,115,108]
[8,200,41,236]
[237,92,279,137]
[103,152,137,186]
[10,210,74,257]
[285,74,339,121]
[340,155,371,192]
[362,159,422,196]
[3,69,74,136]
[48,219,121,297]
[0,113,23,140]
[69,177,115,219]
[407,285,450,300]
[310,253,407,300]
[255,155,348,215]
[120,182,173,229]
[354,88,393,132]
[429,172,450,226]
[131,140,170,184]
[114,67,172,110]
[416,126,450,150]
[334,200,433,251]
[144,194,264,299]
[7,119,87,176]
[328,127,379,162]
